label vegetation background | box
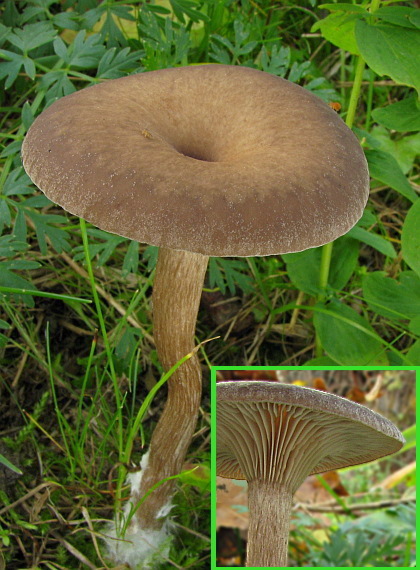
[0,0,418,568]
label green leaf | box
[283,236,359,296]
[341,506,415,541]
[372,96,420,132]
[259,45,291,76]
[367,125,420,174]
[13,210,27,243]
[54,31,106,69]
[115,326,142,372]
[208,257,224,292]
[21,101,35,130]
[3,0,22,26]
[208,258,253,295]
[406,339,420,364]
[319,4,368,14]
[142,245,158,271]
[19,5,45,25]
[22,56,36,79]
[0,139,21,158]
[98,12,129,48]
[288,60,311,83]
[0,235,27,258]
[6,259,40,271]
[400,424,416,451]
[312,11,361,54]
[0,201,11,234]
[211,19,257,63]
[374,6,418,29]
[70,32,105,68]
[40,70,77,103]
[7,21,56,53]
[347,226,396,258]
[146,4,171,15]
[122,240,139,277]
[357,208,377,227]
[53,36,68,60]
[6,188,25,218]
[0,453,22,476]
[96,47,143,79]
[170,0,209,24]
[0,23,12,46]
[109,4,137,22]
[139,8,164,45]
[25,211,71,255]
[73,229,126,265]
[139,7,191,68]
[365,149,418,203]
[305,76,335,99]
[177,463,210,491]
[0,49,27,88]
[0,263,38,307]
[355,20,420,95]
[209,41,231,65]
[362,271,420,320]
[410,10,420,29]
[402,199,420,277]
[313,300,386,365]
[304,355,340,365]
[80,4,106,31]
[53,11,81,32]
[409,315,420,335]
[24,195,51,208]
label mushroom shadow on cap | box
[21,64,370,257]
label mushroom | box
[217,380,405,567]
[21,65,369,563]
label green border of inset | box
[210,365,417,569]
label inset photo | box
[214,369,415,568]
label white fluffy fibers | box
[103,451,174,569]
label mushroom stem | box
[247,480,292,567]
[134,247,209,530]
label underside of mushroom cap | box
[217,381,404,492]
[22,65,370,257]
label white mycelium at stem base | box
[217,382,405,568]
[105,451,173,569]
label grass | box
[1,269,211,568]
[0,223,211,568]
[0,0,419,567]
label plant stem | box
[364,68,375,131]
[318,240,333,293]
[346,56,365,129]
[316,240,333,356]
[339,50,346,103]
[315,14,373,355]
[247,480,293,567]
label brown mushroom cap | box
[217,381,404,491]
[22,65,369,257]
